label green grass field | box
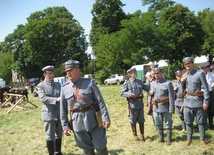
[0,85,214,155]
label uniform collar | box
[70,77,82,87]
[44,78,53,85]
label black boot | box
[166,129,172,145]
[97,147,108,155]
[46,140,54,155]
[157,128,164,143]
[55,138,63,155]
[208,116,213,129]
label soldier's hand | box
[56,97,60,104]
[203,103,208,111]
[103,121,111,129]
[169,110,174,114]
[181,77,187,83]
[64,129,72,136]
[131,93,136,98]
[174,86,178,91]
[149,90,155,95]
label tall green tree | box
[2,6,89,80]
[24,6,89,78]
[142,0,175,12]
[90,0,127,50]
[198,9,214,63]
[0,52,13,84]
[1,24,25,82]
[156,4,204,63]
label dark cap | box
[150,63,158,69]
[42,65,54,72]
[200,61,210,68]
[175,70,182,75]
[153,67,163,73]
[127,67,137,73]
[182,57,194,64]
[64,60,80,69]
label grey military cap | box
[200,61,210,68]
[64,60,80,69]
[175,70,182,75]
[42,65,54,72]
[153,67,163,73]
[127,67,137,73]
[182,57,194,64]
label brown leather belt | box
[73,106,92,113]
[186,91,203,97]
[176,95,183,98]
[152,96,169,105]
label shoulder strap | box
[128,80,133,93]
[71,79,95,111]
[70,78,84,112]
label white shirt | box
[206,72,214,91]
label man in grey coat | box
[150,67,174,145]
[182,57,210,147]
[120,67,149,142]
[60,60,111,155]
[172,70,186,132]
[37,65,63,155]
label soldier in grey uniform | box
[173,70,186,132]
[200,61,214,130]
[120,67,149,142]
[182,57,209,147]
[150,67,174,145]
[37,65,63,155]
[60,60,110,155]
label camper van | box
[132,64,151,82]
[54,76,66,86]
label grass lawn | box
[0,85,214,155]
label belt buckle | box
[79,108,83,113]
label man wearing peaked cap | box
[173,70,186,133]
[200,61,214,130]
[151,67,174,145]
[60,60,111,155]
[121,66,149,142]
[37,65,63,155]
[182,57,210,147]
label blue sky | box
[0,0,213,54]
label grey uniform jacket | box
[172,81,184,107]
[120,78,149,109]
[60,77,110,132]
[184,69,209,108]
[37,79,61,121]
[148,79,156,104]
[153,78,175,113]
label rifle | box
[147,89,155,115]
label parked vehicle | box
[131,64,151,82]
[104,74,125,85]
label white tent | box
[194,55,208,64]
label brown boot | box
[131,124,138,141]
[139,123,145,142]
[200,140,207,147]
[185,140,192,146]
